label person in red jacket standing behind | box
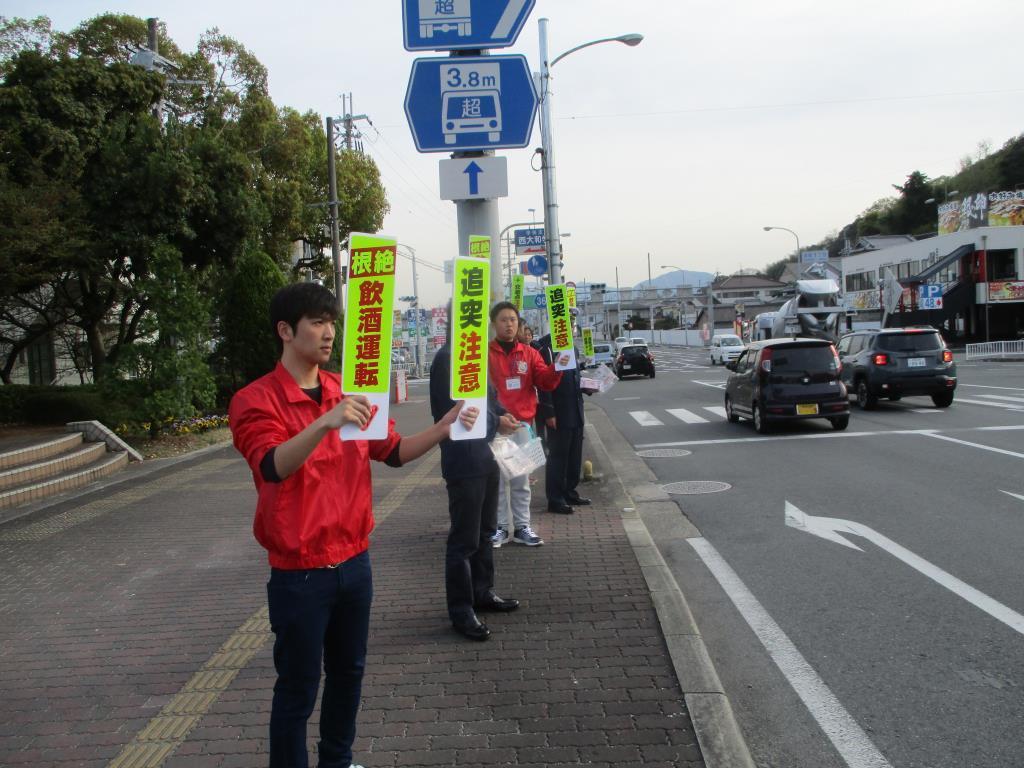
[487,302,562,547]
[229,283,475,768]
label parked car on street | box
[724,338,849,432]
[836,326,956,409]
[589,342,614,369]
[614,344,656,379]
[710,334,745,365]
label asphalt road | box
[592,345,1024,768]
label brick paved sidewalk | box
[0,398,705,767]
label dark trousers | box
[444,469,498,623]
[545,426,583,506]
[266,551,373,768]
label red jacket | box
[488,340,562,421]
[229,362,401,570]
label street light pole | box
[763,225,801,262]
[538,20,642,286]
[326,117,343,314]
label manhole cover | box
[661,481,732,495]
[637,448,692,458]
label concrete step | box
[0,432,83,471]
[0,441,108,491]
[0,450,130,511]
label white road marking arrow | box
[785,501,1024,637]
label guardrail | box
[965,340,1024,360]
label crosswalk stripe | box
[955,397,1024,411]
[979,394,1024,404]
[667,408,708,424]
[630,411,664,426]
[704,406,727,418]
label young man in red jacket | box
[487,302,562,547]
[229,283,474,768]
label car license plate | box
[908,357,925,367]
[796,403,819,415]
[623,364,631,370]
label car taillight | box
[759,346,773,374]
[942,349,953,363]
[872,353,888,366]
[648,353,655,360]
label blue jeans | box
[266,551,372,768]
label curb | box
[585,405,756,768]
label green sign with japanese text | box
[545,283,573,352]
[451,256,490,400]
[343,234,397,394]
[511,274,525,311]
[469,234,490,260]
[582,327,595,358]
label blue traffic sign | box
[405,55,538,153]
[533,291,547,309]
[527,254,548,277]
[402,0,536,52]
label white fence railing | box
[965,340,1024,360]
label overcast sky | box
[14,1,1024,304]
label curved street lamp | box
[763,225,801,260]
[539,20,643,285]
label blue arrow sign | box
[527,254,548,277]
[402,0,535,52]
[464,161,482,195]
[405,55,538,153]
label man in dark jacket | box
[430,343,520,641]
[536,319,593,514]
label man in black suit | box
[430,343,521,640]
[536,311,592,514]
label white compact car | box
[710,334,745,365]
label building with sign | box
[840,225,1024,340]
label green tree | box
[216,248,286,391]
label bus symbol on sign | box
[418,0,472,39]
[442,62,502,144]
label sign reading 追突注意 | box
[582,328,595,359]
[342,233,397,441]
[511,274,525,311]
[450,256,490,440]
[545,283,576,370]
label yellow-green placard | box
[451,256,490,399]
[545,284,573,352]
[567,285,577,310]
[468,234,490,260]
[343,234,396,394]
[511,274,525,312]
[582,328,595,358]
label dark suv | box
[837,327,956,409]
[724,338,849,433]
[615,344,655,379]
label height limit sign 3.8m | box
[404,55,538,153]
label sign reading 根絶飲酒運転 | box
[545,283,576,371]
[468,234,490,260]
[511,274,525,311]
[342,233,398,441]
[582,327,595,359]
[449,255,490,440]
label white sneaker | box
[491,528,509,548]
[512,526,544,546]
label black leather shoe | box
[547,503,575,514]
[476,594,520,613]
[567,495,592,506]
[452,616,490,641]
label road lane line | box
[689,538,893,768]
[667,408,708,424]
[634,428,935,449]
[923,433,1024,460]
[630,410,664,427]
[961,384,1024,392]
[953,397,1024,411]
[614,396,642,401]
[704,406,727,418]
[978,394,1024,404]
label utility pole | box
[326,117,343,315]
[538,18,563,286]
[647,252,655,338]
[340,93,370,152]
[411,251,421,378]
[615,266,622,338]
